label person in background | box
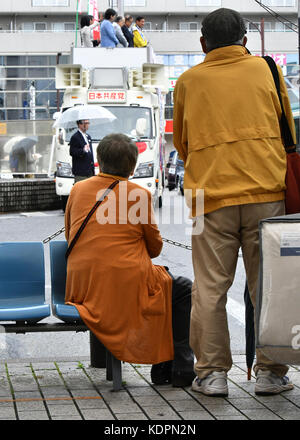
[88,14,100,47]
[122,14,134,48]
[100,8,119,48]
[113,16,128,48]
[80,14,99,48]
[132,16,148,47]
[69,120,95,183]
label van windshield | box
[65,106,153,142]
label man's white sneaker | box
[192,371,228,397]
[255,370,294,396]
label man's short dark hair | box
[201,8,246,51]
[104,8,117,20]
[97,134,138,178]
[136,16,145,22]
[80,15,92,28]
[125,14,133,22]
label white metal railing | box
[0,30,76,33]
[0,28,297,34]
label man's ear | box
[243,36,247,46]
[200,36,208,54]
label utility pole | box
[244,18,265,56]
[298,0,300,146]
[56,53,61,112]
[29,81,36,124]
[298,0,300,68]
[260,17,265,57]
[117,0,124,16]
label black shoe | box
[151,361,172,385]
[172,370,196,387]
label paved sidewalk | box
[0,354,299,421]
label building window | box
[263,22,272,32]
[22,23,47,32]
[32,0,69,6]
[264,0,295,6]
[125,0,146,5]
[113,0,146,6]
[274,21,296,31]
[0,55,70,121]
[179,22,199,31]
[247,20,296,32]
[143,22,152,31]
[52,22,75,31]
[186,0,221,6]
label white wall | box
[0,32,75,54]
[144,30,298,54]
[0,29,297,55]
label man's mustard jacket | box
[132,25,147,47]
[173,45,297,215]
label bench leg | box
[89,331,107,368]
[112,355,122,391]
[106,351,122,391]
[106,350,113,381]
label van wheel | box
[158,195,163,208]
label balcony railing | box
[0,28,297,33]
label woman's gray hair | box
[201,8,246,51]
[97,133,138,178]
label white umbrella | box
[53,105,116,129]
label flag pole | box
[75,0,79,48]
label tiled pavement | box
[0,354,300,421]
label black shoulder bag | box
[65,179,120,260]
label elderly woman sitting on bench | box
[64,133,195,387]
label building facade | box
[0,0,298,123]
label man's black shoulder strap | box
[263,55,295,150]
[65,179,119,260]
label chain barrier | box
[43,227,65,244]
[42,228,192,250]
[162,238,192,251]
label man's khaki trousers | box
[190,200,288,379]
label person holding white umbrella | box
[53,105,116,184]
[69,119,95,183]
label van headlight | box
[56,161,73,177]
[134,161,154,178]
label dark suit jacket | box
[122,25,134,47]
[69,130,95,177]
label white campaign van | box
[53,47,168,210]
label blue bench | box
[0,241,122,391]
[0,242,50,323]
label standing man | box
[122,14,134,47]
[132,16,147,47]
[173,8,296,397]
[69,120,95,183]
[113,16,128,47]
